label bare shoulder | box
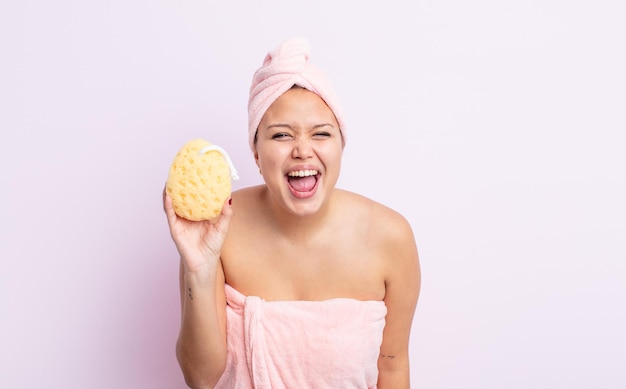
[229,185,266,218]
[336,189,419,290]
[336,189,415,243]
[223,186,267,244]
[231,185,264,205]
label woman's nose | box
[292,138,314,159]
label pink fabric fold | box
[215,284,387,389]
[247,36,346,152]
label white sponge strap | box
[198,145,240,181]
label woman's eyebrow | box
[265,123,293,130]
[265,123,334,131]
[312,123,334,129]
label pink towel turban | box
[247,37,346,151]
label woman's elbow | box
[182,374,222,389]
[180,361,226,389]
[176,345,226,389]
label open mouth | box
[287,169,320,194]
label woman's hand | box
[163,187,233,273]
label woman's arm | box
[176,260,227,389]
[164,192,232,388]
[377,214,421,389]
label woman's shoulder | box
[335,189,414,238]
[335,190,418,279]
[335,189,406,219]
[232,185,265,197]
[231,185,264,206]
[227,186,266,226]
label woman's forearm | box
[176,262,227,389]
[377,364,410,389]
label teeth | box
[288,169,318,177]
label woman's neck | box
[261,187,337,243]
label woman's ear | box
[254,152,263,175]
[254,148,262,174]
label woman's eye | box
[272,133,290,139]
[313,132,331,138]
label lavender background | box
[2,1,625,388]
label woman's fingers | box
[163,189,233,262]
[162,185,170,213]
[163,191,180,232]
[214,198,233,232]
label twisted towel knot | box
[247,36,346,152]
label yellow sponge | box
[166,139,238,221]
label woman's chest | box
[222,237,386,301]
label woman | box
[164,37,421,388]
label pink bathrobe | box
[215,284,387,388]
